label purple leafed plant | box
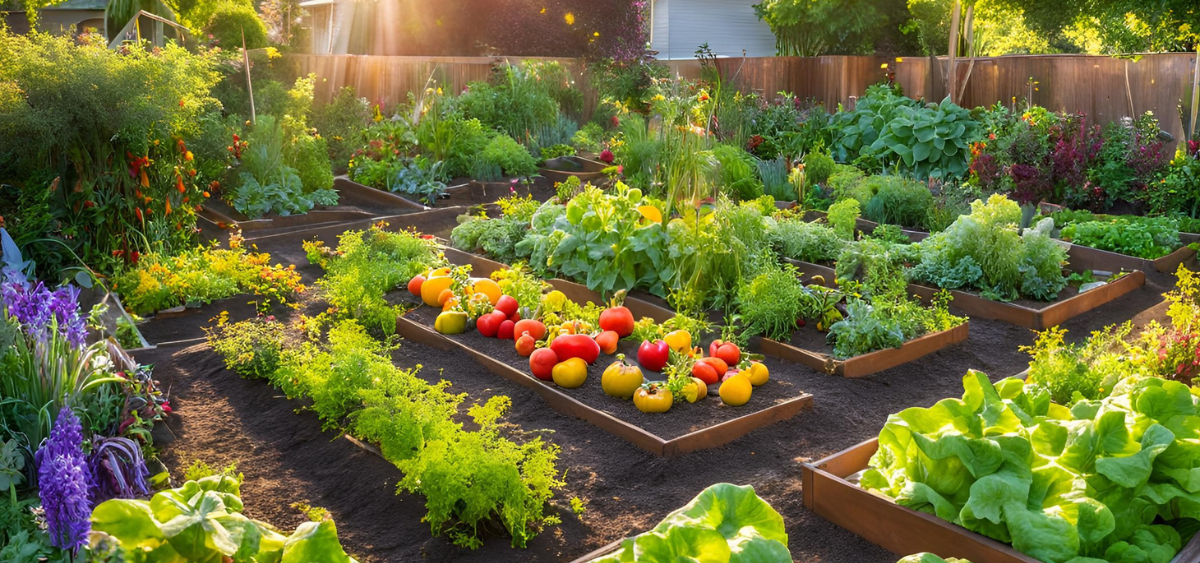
[1,281,87,347]
[35,406,92,552]
[89,436,151,504]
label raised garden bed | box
[394,300,814,457]
[782,257,1147,330]
[444,248,968,378]
[200,176,425,234]
[538,155,608,185]
[1063,241,1197,275]
[802,439,1200,563]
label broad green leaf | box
[282,520,354,563]
[632,527,729,563]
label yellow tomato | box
[719,373,752,406]
[470,278,502,305]
[664,330,692,353]
[633,383,673,413]
[421,275,454,307]
[747,362,769,386]
[434,311,468,335]
[682,377,708,403]
[601,356,644,399]
[551,357,588,389]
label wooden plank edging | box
[803,439,1200,563]
[393,315,813,457]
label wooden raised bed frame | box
[444,248,968,378]
[1064,242,1197,275]
[803,439,1200,563]
[393,315,813,457]
[784,258,1146,331]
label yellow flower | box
[564,12,575,25]
[265,47,281,60]
[881,63,888,69]
[895,57,903,62]
[594,31,600,37]
[540,7,546,13]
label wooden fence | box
[292,53,1198,147]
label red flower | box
[599,149,614,163]
[1189,140,1199,157]
[610,116,619,128]
[130,251,140,264]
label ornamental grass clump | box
[35,406,92,552]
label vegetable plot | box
[863,371,1200,563]
[586,483,791,563]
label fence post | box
[947,2,960,104]
[1191,49,1199,140]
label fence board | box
[293,53,1197,149]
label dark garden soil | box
[130,224,1178,563]
[433,176,558,208]
[398,293,806,441]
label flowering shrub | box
[111,235,305,315]
[0,29,222,277]
[969,107,1170,211]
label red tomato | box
[497,320,516,340]
[692,361,719,385]
[530,348,558,380]
[495,295,519,317]
[407,275,425,296]
[550,334,602,365]
[599,306,635,337]
[477,311,507,338]
[513,319,547,341]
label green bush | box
[206,2,267,50]
[770,217,846,263]
[802,151,835,186]
[456,62,560,143]
[861,176,933,231]
[0,28,221,277]
[312,86,372,169]
[827,164,867,201]
[483,134,538,178]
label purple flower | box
[1,282,88,347]
[35,406,92,552]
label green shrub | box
[736,262,808,341]
[483,134,538,177]
[862,176,933,231]
[456,62,560,142]
[312,86,372,168]
[826,198,861,240]
[802,151,835,186]
[206,2,267,50]
[310,225,441,334]
[770,218,846,263]
[572,122,605,153]
[827,164,867,201]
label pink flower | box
[616,165,624,174]
[599,149,614,164]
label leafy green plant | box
[826,198,861,240]
[735,262,809,341]
[770,217,846,263]
[909,195,1067,301]
[205,315,287,380]
[451,215,528,265]
[861,176,934,231]
[712,143,763,200]
[756,156,793,201]
[309,225,441,334]
[588,483,790,563]
[91,474,356,562]
[515,184,673,297]
[205,2,268,49]
[483,135,539,178]
[312,86,372,168]
[802,151,835,186]
[232,115,338,218]
[1021,324,1132,405]
[387,158,447,205]
[572,122,605,154]
[539,144,576,162]
[863,371,1199,563]
[207,314,565,551]
[1058,216,1181,260]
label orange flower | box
[135,208,144,223]
[165,200,172,215]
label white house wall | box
[651,0,775,59]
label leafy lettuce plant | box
[909,195,1067,301]
[863,371,1200,563]
[589,483,790,563]
[91,474,356,563]
[515,184,673,297]
[1058,217,1181,260]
